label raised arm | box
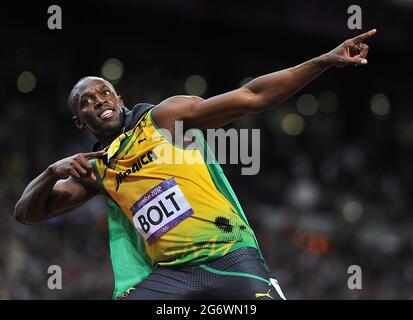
[152,29,376,131]
[14,151,106,225]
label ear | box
[72,115,84,129]
[118,95,125,107]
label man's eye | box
[102,90,110,96]
[81,98,93,106]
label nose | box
[94,95,107,109]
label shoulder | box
[150,95,204,130]
[152,95,205,116]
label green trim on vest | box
[199,265,271,284]
[107,198,154,299]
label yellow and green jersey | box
[91,104,265,298]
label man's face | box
[73,79,124,137]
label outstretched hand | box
[326,29,377,67]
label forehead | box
[76,79,113,97]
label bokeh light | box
[297,94,318,116]
[342,200,363,223]
[101,58,124,83]
[184,75,208,96]
[281,113,305,135]
[16,71,36,93]
[370,93,390,118]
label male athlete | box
[14,29,376,300]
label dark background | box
[0,0,412,299]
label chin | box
[104,121,123,132]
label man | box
[14,29,376,300]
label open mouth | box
[98,108,115,119]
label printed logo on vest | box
[130,178,194,244]
[115,150,158,191]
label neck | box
[99,130,124,148]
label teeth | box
[101,110,113,119]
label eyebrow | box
[79,85,111,99]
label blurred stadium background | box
[1,0,413,299]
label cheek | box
[82,113,98,124]
[78,112,100,130]
[112,107,123,121]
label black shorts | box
[120,247,286,300]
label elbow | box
[14,201,25,224]
[242,88,268,114]
[13,201,37,225]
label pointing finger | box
[83,150,107,160]
[352,29,377,43]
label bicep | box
[151,88,257,131]
[183,88,257,129]
[45,177,99,218]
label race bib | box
[130,178,194,244]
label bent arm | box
[14,166,99,225]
